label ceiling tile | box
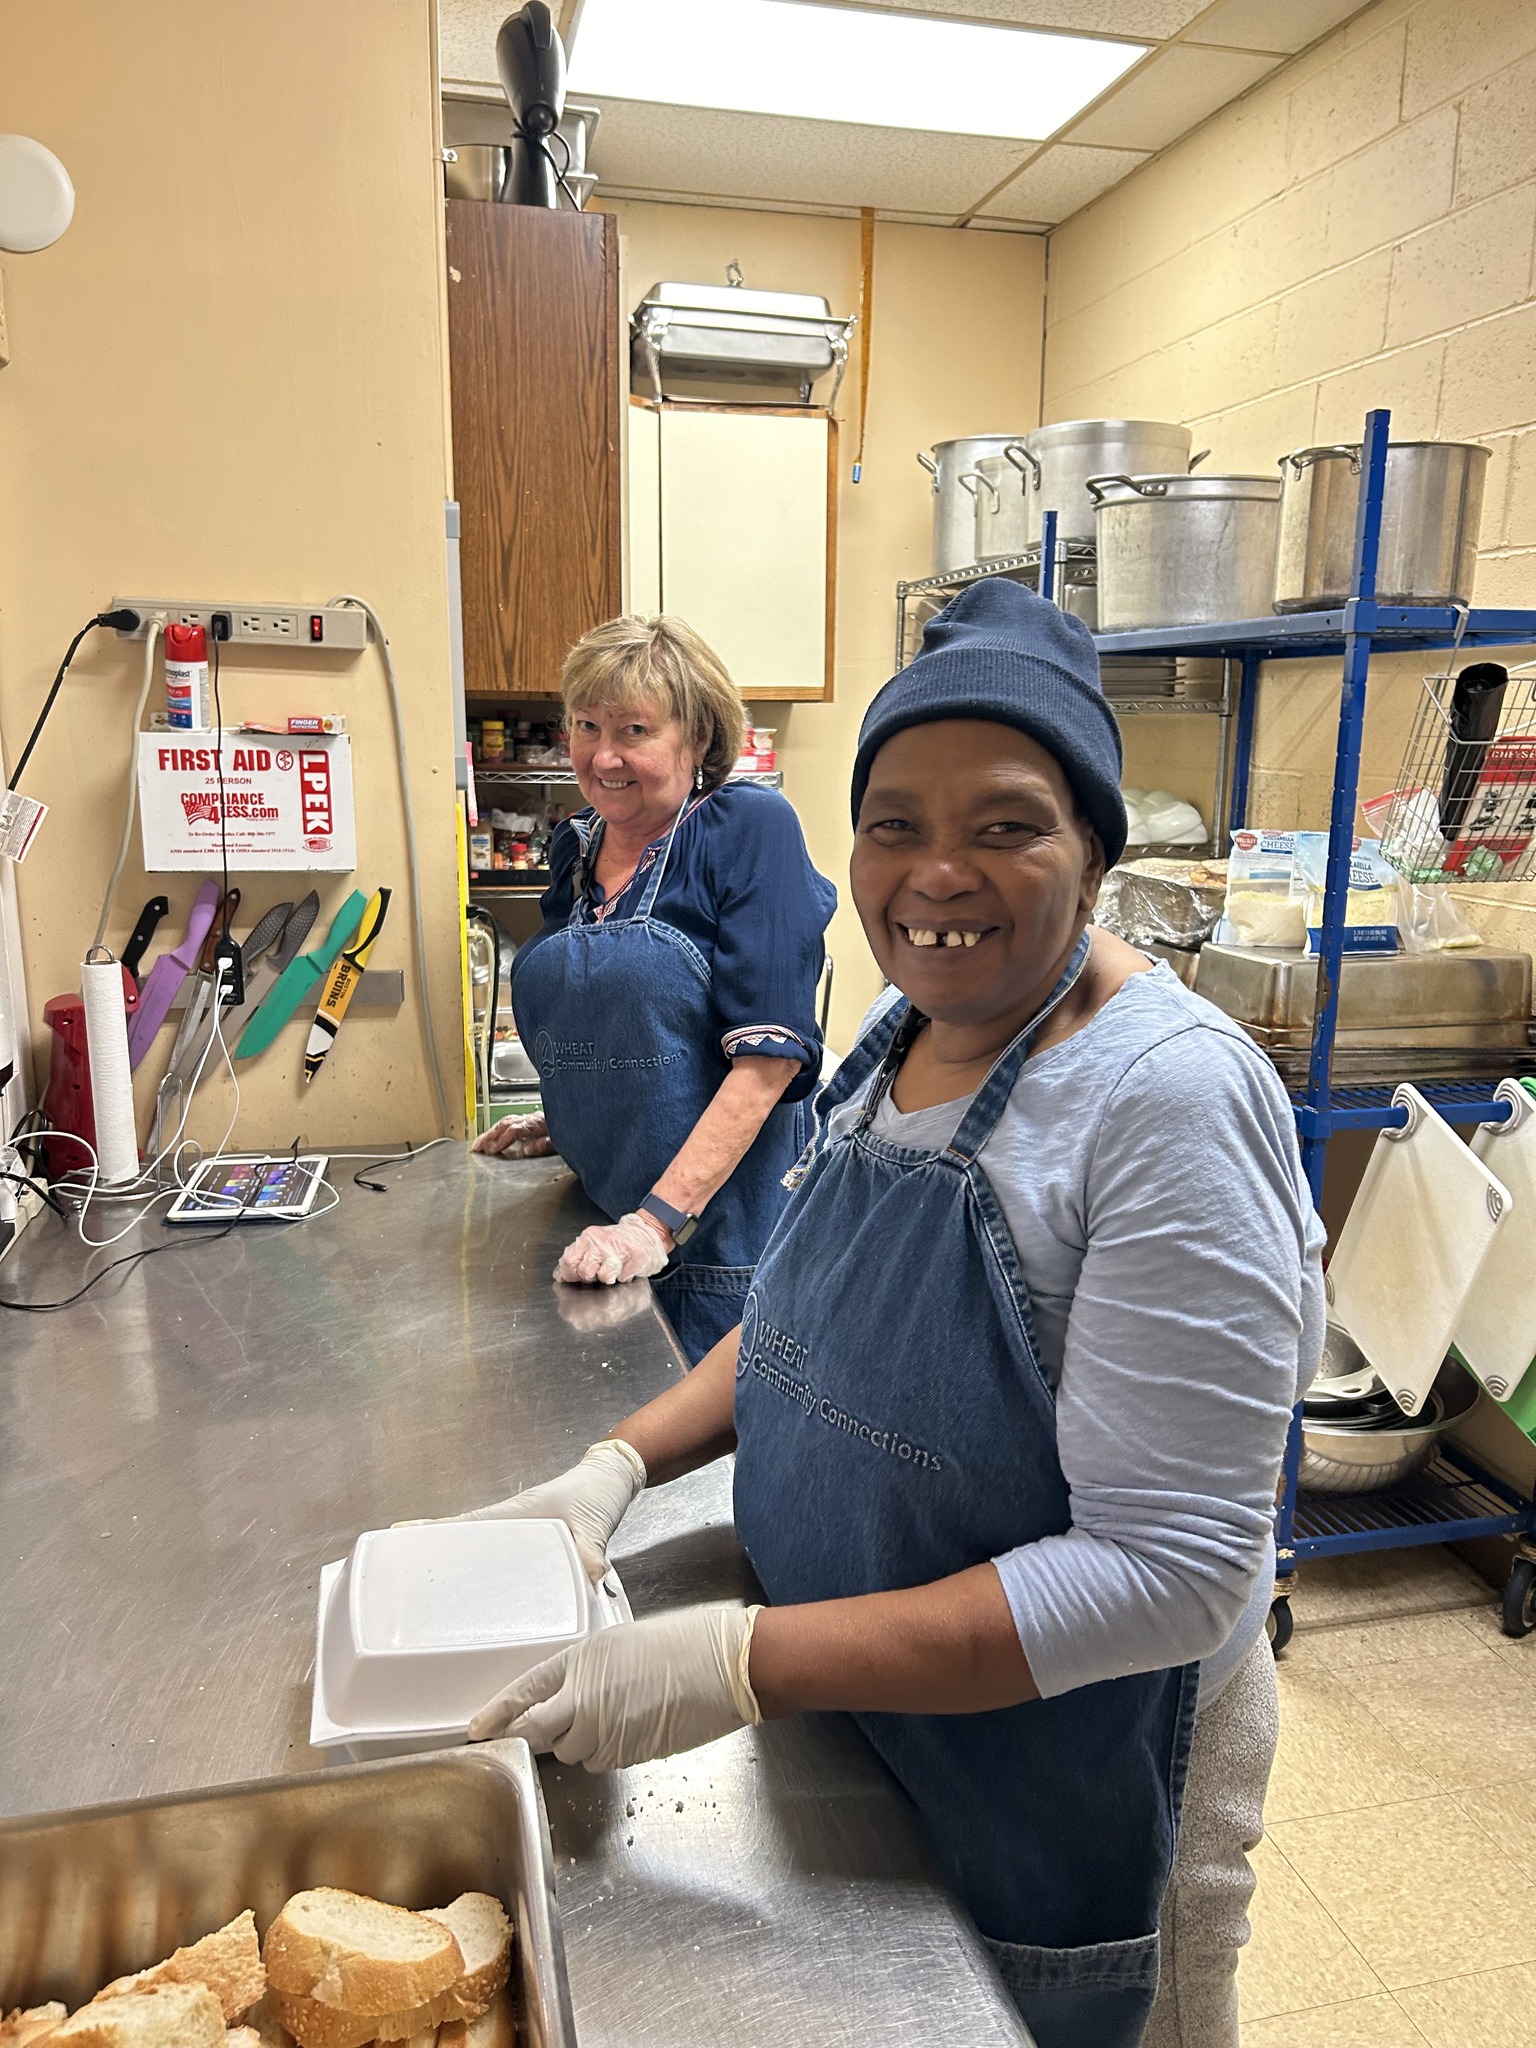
[816,0,1206,35]
[438,0,503,90]
[1185,0,1365,53]
[589,98,1029,216]
[1065,43,1280,149]
[973,141,1150,222]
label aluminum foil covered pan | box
[1095,857,1228,949]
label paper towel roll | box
[81,958,139,1185]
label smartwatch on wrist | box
[639,1190,700,1245]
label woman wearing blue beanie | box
[467,579,1323,2048]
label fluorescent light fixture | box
[568,0,1146,142]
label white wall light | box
[568,0,1146,142]
[0,135,75,254]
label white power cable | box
[330,593,453,1136]
[92,616,165,957]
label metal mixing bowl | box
[1300,1352,1480,1494]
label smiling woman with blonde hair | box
[474,614,836,1365]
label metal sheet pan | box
[0,1741,575,2048]
[1196,942,1532,1031]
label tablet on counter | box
[165,1153,329,1224]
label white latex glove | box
[474,1110,556,1158]
[469,1603,764,1769]
[555,1210,670,1286]
[422,1440,646,1581]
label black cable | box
[0,1201,251,1313]
[7,609,141,793]
[353,1140,440,1193]
[0,1169,67,1223]
[0,1138,305,1313]
[211,632,232,940]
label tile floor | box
[1240,1546,1536,2046]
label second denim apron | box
[734,936,1196,2048]
[513,799,805,1364]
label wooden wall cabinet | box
[446,201,620,697]
[627,402,836,701]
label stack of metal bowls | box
[1301,1325,1479,1493]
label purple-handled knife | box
[126,879,221,1071]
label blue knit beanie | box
[851,577,1126,866]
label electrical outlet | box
[111,599,369,652]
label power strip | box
[111,598,369,653]
[0,1163,45,1266]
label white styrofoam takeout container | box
[310,1517,631,1760]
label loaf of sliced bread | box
[96,1911,265,2023]
[265,1986,461,2048]
[437,1989,515,2048]
[422,1896,511,2022]
[51,1982,225,2048]
[226,2031,261,2048]
[262,1892,463,2016]
[0,2007,66,2046]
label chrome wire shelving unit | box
[468,766,787,896]
[1082,408,1536,1636]
[896,515,1237,857]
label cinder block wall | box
[1045,0,1536,956]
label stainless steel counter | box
[0,1149,1026,2046]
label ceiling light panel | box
[568,0,1148,142]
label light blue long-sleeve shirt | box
[831,963,1325,1704]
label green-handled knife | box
[233,889,366,1061]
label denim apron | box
[734,937,1197,2048]
[512,798,807,1365]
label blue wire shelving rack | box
[1089,408,1536,1638]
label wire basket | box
[1370,661,1536,885]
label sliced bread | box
[264,1986,461,2048]
[436,1989,515,2048]
[262,1892,463,2016]
[96,1911,266,2023]
[226,2032,261,2048]
[234,2000,294,2048]
[51,1982,225,2048]
[0,2008,66,2046]
[421,1897,511,2022]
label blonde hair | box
[561,615,747,793]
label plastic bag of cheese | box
[1221,830,1305,948]
[1291,832,1399,955]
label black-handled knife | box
[122,896,170,984]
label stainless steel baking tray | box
[1196,943,1533,1040]
[0,1741,575,2048]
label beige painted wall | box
[1044,0,1536,957]
[606,199,1045,1049]
[0,0,465,1153]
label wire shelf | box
[1372,661,1536,884]
[1293,1448,1536,1557]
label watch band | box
[640,1190,699,1245]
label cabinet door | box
[657,409,833,699]
[446,202,620,696]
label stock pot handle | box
[958,468,994,501]
[1085,473,1164,502]
[1005,442,1041,486]
[917,450,939,484]
[1188,448,1211,469]
[1279,444,1363,476]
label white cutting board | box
[1456,1080,1536,1402]
[1328,1085,1512,1418]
